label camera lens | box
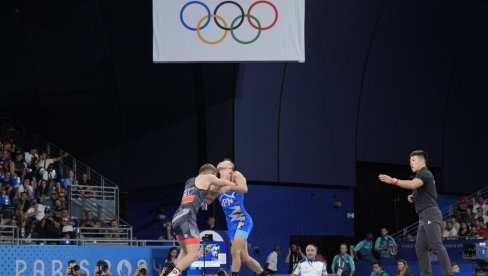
[73,265,80,271]
[140,268,147,275]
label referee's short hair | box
[307,244,318,250]
[410,150,428,162]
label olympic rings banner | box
[153,0,305,62]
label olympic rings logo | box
[179,0,279,45]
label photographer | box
[134,263,149,276]
[66,259,82,276]
[94,260,113,276]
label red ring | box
[246,1,278,31]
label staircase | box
[44,143,122,224]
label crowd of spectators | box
[441,195,488,239]
[0,135,121,243]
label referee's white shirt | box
[293,258,328,276]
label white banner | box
[153,0,305,62]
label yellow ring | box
[196,14,228,45]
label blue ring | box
[180,1,211,31]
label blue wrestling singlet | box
[218,189,253,241]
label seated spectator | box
[458,222,470,237]
[105,219,123,239]
[0,189,10,205]
[23,198,45,238]
[474,206,488,224]
[354,232,377,263]
[371,261,388,276]
[59,208,76,239]
[475,217,488,236]
[472,196,488,216]
[12,154,27,180]
[463,208,475,225]
[14,192,31,218]
[0,150,14,176]
[473,218,486,232]
[396,259,413,276]
[448,216,460,232]
[54,181,66,198]
[69,179,83,198]
[44,164,57,181]
[468,226,479,237]
[38,208,61,241]
[36,180,53,207]
[35,152,68,181]
[454,197,470,222]
[15,178,34,201]
[158,220,175,240]
[0,172,15,196]
[442,221,458,238]
[404,234,415,241]
[50,182,67,206]
[52,199,65,219]
[80,173,91,186]
[65,170,76,186]
[79,173,94,197]
[23,148,39,170]
[80,210,101,238]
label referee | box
[292,244,328,276]
[378,150,453,276]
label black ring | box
[213,1,244,31]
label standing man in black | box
[378,150,452,276]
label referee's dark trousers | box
[415,206,452,276]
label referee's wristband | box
[391,178,399,185]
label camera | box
[96,260,109,275]
[202,234,213,242]
[137,264,149,276]
[67,259,80,276]
[161,263,174,276]
[217,268,229,276]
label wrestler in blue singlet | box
[218,188,253,241]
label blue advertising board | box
[0,245,168,275]
[0,231,231,276]
[397,239,485,263]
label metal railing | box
[0,225,19,245]
[77,226,133,245]
[41,143,121,224]
[392,185,488,239]
[45,143,117,188]
[67,185,119,224]
[0,234,177,247]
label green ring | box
[230,14,261,44]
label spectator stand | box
[392,185,488,240]
[43,143,121,225]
